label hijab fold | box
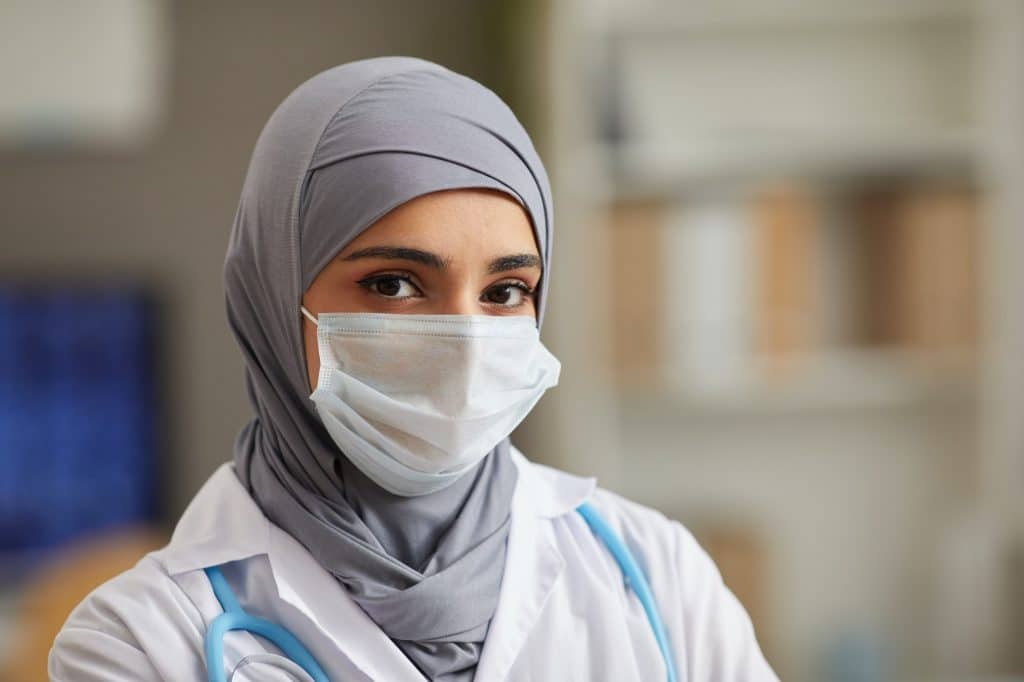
[223,56,554,681]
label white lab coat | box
[49,447,777,681]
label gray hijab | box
[222,56,554,681]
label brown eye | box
[358,274,420,299]
[482,282,531,307]
[375,277,402,296]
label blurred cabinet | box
[579,0,984,411]
[536,1,1024,680]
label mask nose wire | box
[300,305,319,327]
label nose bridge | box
[444,286,481,315]
[427,259,480,314]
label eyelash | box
[485,280,534,308]
[357,273,421,299]
[356,273,534,308]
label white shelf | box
[614,348,976,417]
[569,130,978,200]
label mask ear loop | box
[300,305,319,326]
[300,305,323,396]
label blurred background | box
[1,1,1022,680]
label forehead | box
[339,188,539,257]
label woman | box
[49,56,777,681]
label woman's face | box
[301,187,541,391]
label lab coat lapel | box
[267,521,428,682]
[159,465,424,679]
[165,460,592,681]
[472,464,567,681]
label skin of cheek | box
[299,188,540,393]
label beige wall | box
[0,1,497,520]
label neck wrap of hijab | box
[222,56,554,681]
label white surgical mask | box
[301,307,561,496]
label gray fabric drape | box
[222,56,554,681]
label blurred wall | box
[0,0,499,520]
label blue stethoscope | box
[203,501,678,682]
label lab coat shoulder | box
[576,483,778,681]
[48,552,207,682]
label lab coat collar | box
[507,444,597,518]
[159,463,270,576]
[156,449,598,680]
[472,446,597,680]
[159,447,596,577]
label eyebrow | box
[487,253,541,274]
[341,245,541,274]
[341,246,449,269]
